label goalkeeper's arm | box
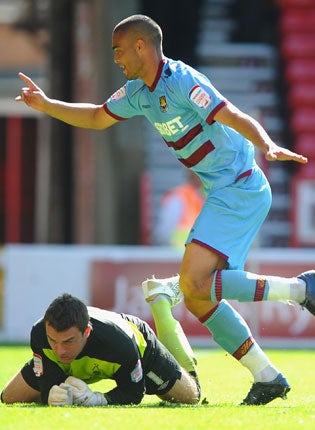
[103,357,146,405]
[104,384,144,405]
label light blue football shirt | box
[104,58,256,194]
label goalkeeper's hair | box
[44,293,89,333]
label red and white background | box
[0,245,314,347]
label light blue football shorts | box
[186,165,272,270]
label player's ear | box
[136,38,146,53]
[84,323,92,338]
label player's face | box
[45,323,90,364]
[112,31,145,80]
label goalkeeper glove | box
[48,383,73,406]
[65,376,107,406]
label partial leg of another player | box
[143,271,292,405]
[142,275,197,376]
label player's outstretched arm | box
[15,72,118,130]
[215,102,308,165]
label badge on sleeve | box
[110,85,127,101]
[130,359,143,383]
[189,85,211,108]
[33,353,43,377]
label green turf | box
[0,346,314,429]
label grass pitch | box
[0,346,314,430]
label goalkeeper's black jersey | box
[29,307,177,405]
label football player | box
[1,293,200,406]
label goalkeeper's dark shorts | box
[143,338,182,395]
[122,314,182,395]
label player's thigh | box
[159,369,200,404]
[1,370,41,404]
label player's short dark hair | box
[113,14,162,50]
[43,293,89,333]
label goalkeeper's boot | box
[240,373,290,406]
[298,270,315,316]
[142,275,183,307]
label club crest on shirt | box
[189,85,211,108]
[159,95,168,112]
[111,85,127,101]
[33,353,43,377]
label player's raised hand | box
[265,143,308,164]
[15,72,49,112]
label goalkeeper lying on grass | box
[1,293,199,406]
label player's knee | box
[179,275,211,301]
[179,276,200,299]
[182,379,201,405]
[161,371,200,405]
[185,373,201,404]
[183,389,200,405]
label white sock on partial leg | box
[266,277,306,303]
[239,343,279,382]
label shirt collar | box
[148,58,166,92]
